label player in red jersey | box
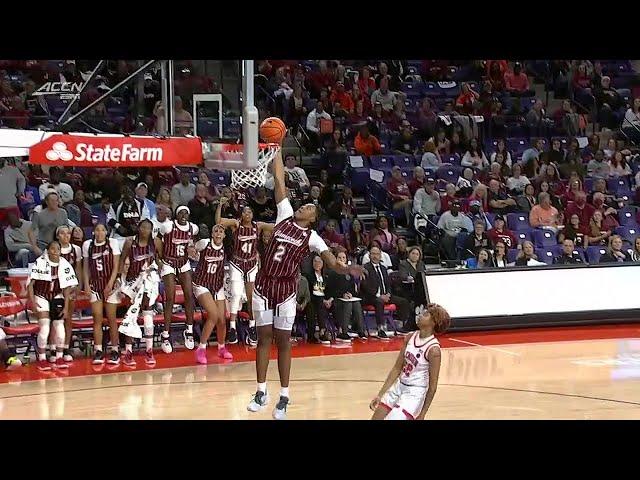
[191,224,230,363]
[115,219,163,366]
[82,224,122,366]
[157,206,199,353]
[215,200,274,346]
[50,225,83,364]
[370,303,449,420]
[247,148,365,420]
[27,241,78,371]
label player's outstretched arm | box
[272,149,287,205]
[320,249,367,279]
[416,346,442,420]
[370,336,410,411]
[215,198,239,229]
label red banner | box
[29,134,203,167]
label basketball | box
[259,117,287,144]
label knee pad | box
[50,298,65,321]
[142,311,154,337]
[37,319,51,349]
[52,320,66,347]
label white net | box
[202,143,280,190]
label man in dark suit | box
[361,246,412,339]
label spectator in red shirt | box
[320,218,347,250]
[572,63,592,90]
[504,62,532,97]
[455,82,480,114]
[440,183,458,213]
[309,60,334,97]
[354,124,381,156]
[350,84,371,116]
[564,191,595,228]
[559,213,588,248]
[330,81,354,114]
[487,61,507,91]
[357,66,376,96]
[387,166,413,226]
[563,178,584,205]
[418,98,437,138]
[487,215,517,249]
[434,129,451,156]
[349,99,368,125]
[407,166,427,196]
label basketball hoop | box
[202,142,280,190]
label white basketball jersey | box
[400,332,440,388]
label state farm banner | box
[29,134,203,167]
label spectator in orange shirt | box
[504,62,532,97]
[354,124,381,156]
[330,81,354,113]
[529,192,560,232]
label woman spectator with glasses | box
[492,241,509,268]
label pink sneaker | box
[145,350,156,366]
[196,347,208,364]
[55,358,69,369]
[123,350,136,367]
[37,359,52,371]
[218,346,233,360]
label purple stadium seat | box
[424,82,443,98]
[435,166,462,184]
[507,137,528,156]
[347,167,370,194]
[393,155,415,168]
[614,225,639,244]
[442,154,461,166]
[507,249,519,263]
[535,248,555,265]
[507,213,530,231]
[514,229,533,245]
[608,178,631,196]
[617,206,638,226]
[583,178,594,192]
[369,155,394,170]
[533,229,558,247]
[586,246,607,264]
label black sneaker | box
[92,350,105,365]
[307,336,321,344]
[247,326,257,345]
[378,329,390,340]
[63,348,74,362]
[107,350,121,365]
[336,332,352,343]
[227,328,238,345]
[358,331,368,340]
[319,333,331,344]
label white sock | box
[280,387,289,398]
[145,337,153,351]
[111,345,119,352]
[95,345,103,352]
[162,330,170,338]
[56,351,62,359]
[257,382,267,393]
[186,324,193,333]
[199,343,207,349]
[230,320,236,330]
[64,343,69,349]
[125,344,132,352]
[249,319,256,328]
[38,353,46,361]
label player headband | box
[176,206,190,216]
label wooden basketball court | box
[1,325,640,419]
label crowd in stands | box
[3,59,640,350]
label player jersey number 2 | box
[241,242,252,254]
[273,245,286,263]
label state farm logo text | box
[45,141,163,163]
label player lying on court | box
[247,118,366,420]
[370,303,450,420]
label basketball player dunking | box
[247,149,365,420]
[216,200,274,346]
[370,303,450,420]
